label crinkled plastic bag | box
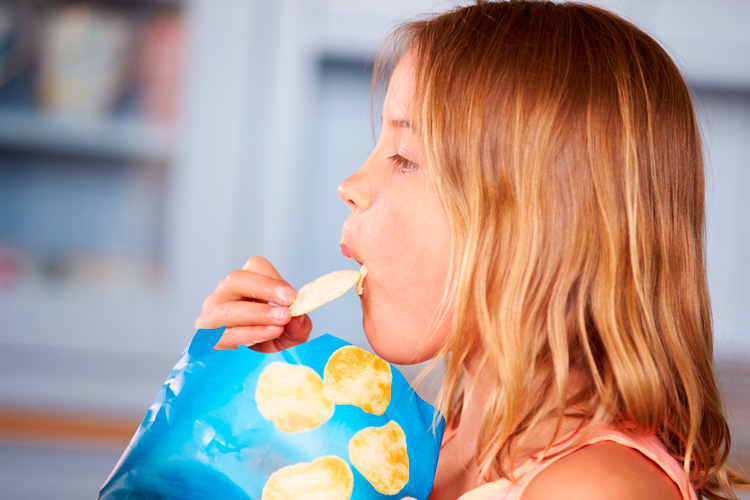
[99,328,444,500]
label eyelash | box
[388,154,419,174]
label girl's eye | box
[388,154,419,174]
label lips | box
[339,241,361,265]
[340,241,367,294]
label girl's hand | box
[194,256,311,352]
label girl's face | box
[338,52,452,365]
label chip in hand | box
[289,270,361,317]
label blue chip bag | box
[99,328,445,500]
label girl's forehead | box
[383,52,416,123]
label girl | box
[195,1,748,498]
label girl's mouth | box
[340,241,366,295]
[339,241,358,262]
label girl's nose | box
[338,162,373,212]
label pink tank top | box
[439,426,697,500]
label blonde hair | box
[375,1,747,498]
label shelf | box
[0,110,174,163]
[18,0,184,7]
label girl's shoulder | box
[520,439,683,500]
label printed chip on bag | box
[261,455,354,500]
[323,345,392,415]
[255,362,334,432]
[349,420,409,495]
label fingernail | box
[273,307,289,321]
[277,287,295,305]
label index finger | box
[242,256,284,279]
[212,270,296,306]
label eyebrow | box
[381,117,413,130]
[392,119,412,130]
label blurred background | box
[0,0,747,498]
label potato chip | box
[323,345,392,415]
[348,421,409,495]
[356,264,367,295]
[289,270,361,317]
[255,362,334,433]
[262,455,353,500]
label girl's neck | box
[429,355,591,500]
[450,355,492,466]
[452,354,590,477]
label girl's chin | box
[363,318,436,366]
[363,319,402,363]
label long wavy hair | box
[374,1,747,498]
